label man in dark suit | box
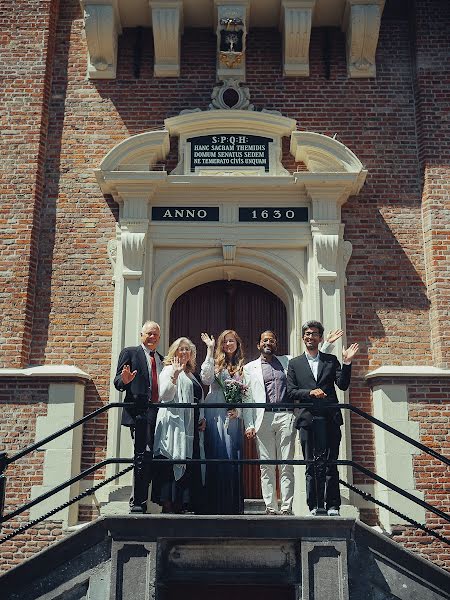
[287,320,358,516]
[114,320,164,513]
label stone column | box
[102,186,152,511]
[296,180,358,516]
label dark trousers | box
[131,406,158,510]
[299,418,341,510]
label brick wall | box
[0,0,60,368]
[412,0,450,370]
[0,0,449,574]
[0,380,64,573]
[369,377,450,571]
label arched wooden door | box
[170,280,288,499]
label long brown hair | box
[214,330,245,377]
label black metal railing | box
[0,402,449,546]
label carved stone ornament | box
[150,1,184,78]
[281,0,315,77]
[222,242,236,264]
[209,79,254,111]
[219,51,244,69]
[120,222,148,279]
[215,1,249,81]
[342,240,353,285]
[107,238,117,283]
[343,0,385,78]
[82,2,121,79]
[311,223,342,280]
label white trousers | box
[255,411,295,512]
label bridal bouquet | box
[215,376,249,429]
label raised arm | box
[113,348,136,392]
[200,333,216,385]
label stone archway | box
[97,111,367,514]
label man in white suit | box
[243,329,338,515]
[243,330,294,515]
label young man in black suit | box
[114,320,164,513]
[287,320,358,516]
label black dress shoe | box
[129,504,146,514]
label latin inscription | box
[188,134,272,172]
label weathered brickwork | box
[0,381,65,572]
[365,377,450,570]
[412,0,450,370]
[0,0,60,368]
[0,0,448,574]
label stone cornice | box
[290,131,366,173]
[165,110,297,138]
[0,366,91,381]
[365,366,450,381]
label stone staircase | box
[1,515,449,600]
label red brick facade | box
[0,0,449,573]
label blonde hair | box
[214,330,245,377]
[164,337,197,372]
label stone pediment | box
[165,109,297,176]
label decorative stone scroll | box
[150,1,184,77]
[281,0,315,77]
[342,0,385,78]
[209,79,254,111]
[81,1,121,79]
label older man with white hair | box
[114,320,164,513]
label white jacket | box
[153,366,204,481]
[243,355,291,433]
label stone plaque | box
[152,207,219,221]
[188,134,272,171]
[239,207,308,222]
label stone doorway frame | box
[95,109,367,514]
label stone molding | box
[165,109,296,138]
[280,0,315,77]
[150,1,184,77]
[365,366,450,380]
[97,130,170,173]
[342,0,385,78]
[81,1,122,79]
[0,366,91,380]
[290,131,367,174]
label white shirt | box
[305,351,320,380]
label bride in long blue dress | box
[200,330,245,514]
